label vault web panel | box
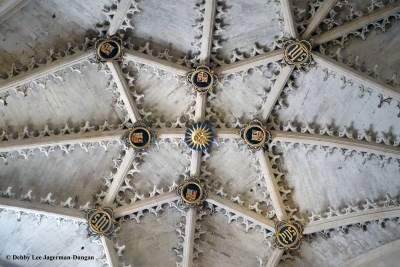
[195,210,271,267]
[127,64,194,124]
[128,0,199,58]
[0,212,102,267]
[214,0,283,62]
[285,221,400,267]
[0,66,124,132]
[206,142,274,217]
[278,144,400,215]
[0,144,123,206]
[210,67,278,123]
[118,141,190,205]
[276,66,400,136]
[117,207,182,266]
[0,0,112,73]
[326,19,400,82]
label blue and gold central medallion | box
[187,66,218,93]
[239,120,270,152]
[177,177,207,208]
[123,122,155,153]
[86,207,117,238]
[185,122,214,151]
[95,35,124,62]
[274,221,302,251]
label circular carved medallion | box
[283,39,312,68]
[191,69,214,92]
[129,126,152,150]
[96,38,122,62]
[86,207,116,237]
[243,124,267,147]
[274,221,302,250]
[177,177,207,208]
[187,66,217,93]
[180,181,204,204]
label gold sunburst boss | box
[185,122,214,151]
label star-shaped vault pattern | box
[0,0,399,266]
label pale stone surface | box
[195,210,272,267]
[128,0,199,58]
[276,66,400,136]
[0,144,123,206]
[210,67,277,123]
[0,0,112,74]
[0,66,124,133]
[214,0,283,61]
[278,144,400,215]
[0,0,399,266]
[283,221,400,267]
[117,207,182,266]
[334,19,400,82]
[206,142,274,217]
[120,141,190,204]
[126,64,194,124]
[0,212,102,267]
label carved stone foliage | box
[1,0,400,266]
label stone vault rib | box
[280,0,298,38]
[261,65,294,121]
[0,197,85,222]
[216,49,284,75]
[312,2,400,45]
[199,0,217,64]
[114,192,179,218]
[0,0,29,24]
[182,208,197,267]
[206,193,275,232]
[301,0,338,39]
[256,150,288,221]
[157,128,186,139]
[0,130,126,153]
[102,149,136,207]
[314,52,400,99]
[271,130,400,160]
[214,128,239,139]
[265,248,284,267]
[124,51,191,76]
[107,0,133,36]
[303,205,400,234]
[344,239,400,267]
[0,128,188,153]
[0,50,94,93]
[107,61,141,122]
[101,236,119,267]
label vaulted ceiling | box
[0,0,399,266]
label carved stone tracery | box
[0,0,399,266]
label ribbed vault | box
[0,0,399,266]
